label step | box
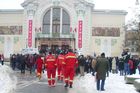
[125,75,140,84]
[134,79,140,91]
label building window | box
[52,8,60,34]
[43,8,70,35]
[43,10,51,34]
[62,9,70,34]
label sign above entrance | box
[78,20,83,48]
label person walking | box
[45,51,57,87]
[35,55,44,80]
[1,54,4,65]
[64,49,78,88]
[118,57,124,76]
[11,54,16,70]
[91,57,97,76]
[112,57,117,74]
[78,55,86,76]
[19,54,26,74]
[56,51,65,81]
[95,53,109,91]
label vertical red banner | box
[28,20,32,48]
[78,20,83,48]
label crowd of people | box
[8,48,140,91]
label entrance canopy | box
[21,48,39,55]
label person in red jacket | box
[35,55,44,80]
[45,51,57,87]
[56,51,65,81]
[64,49,78,88]
[128,58,134,75]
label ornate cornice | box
[21,0,35,7]
[51,0,61,6]
[75,0,94,16]
[75,2,86,16]
[78,0,95,8]
[21,0,39,16]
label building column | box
[26,3,38,48]
[60,8,63,35]
[50,8,53,37]
[75,3,86,54]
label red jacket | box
[45,54,57,69]
[64,52,78,68]
[36,56,44,68]
[57,54,65,67]
[128,59,134,69]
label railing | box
[52,32,60,38]
[35,32,75,38]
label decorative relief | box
[95,39,101,46]
[14,37,19,44]
[0,26,22,35]
[111,39,117,46]
[52,0,61,6]
[92,27,120,37]
[75,2,86,16]
[27,3,38,16]
[0,37,4,43]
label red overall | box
[56,54,65,81]
[35,56,44,79]
[64,52,78,86]
[45,54,57,86]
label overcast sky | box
[0,0,136,10]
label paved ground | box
[3,61,137,93]
[14,71,70,93]
[14,71,138,93]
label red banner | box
[78,20,83,48]
[28,20,32,48]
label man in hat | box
[95,53,109,91]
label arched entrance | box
[36,7,75,54]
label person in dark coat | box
[78,55,86,76]
[118,58,124,76]
[11,54,16,70]
[19,54,26,74]
[85,56,91,73]
[95,53,109,91]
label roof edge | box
[93,9,127,15]
[0,9,24,13]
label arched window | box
[52,8,60,34]
[43,8,70,35]
[62,9,70,34]
[43,10,50,34]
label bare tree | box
[125,0,140,54]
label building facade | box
[0,0,127,58]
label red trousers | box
[64,67,75,85]
[37,67,42,77]
[47,68,56,86]
[57,66,64,80]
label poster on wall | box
[28,20,32,48]
[0,26,22,35]
[78,20,83,48]
[92,27,120,37]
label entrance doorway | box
[51,45,59,54]
[61,45,69,50]
[40,44,48,54]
